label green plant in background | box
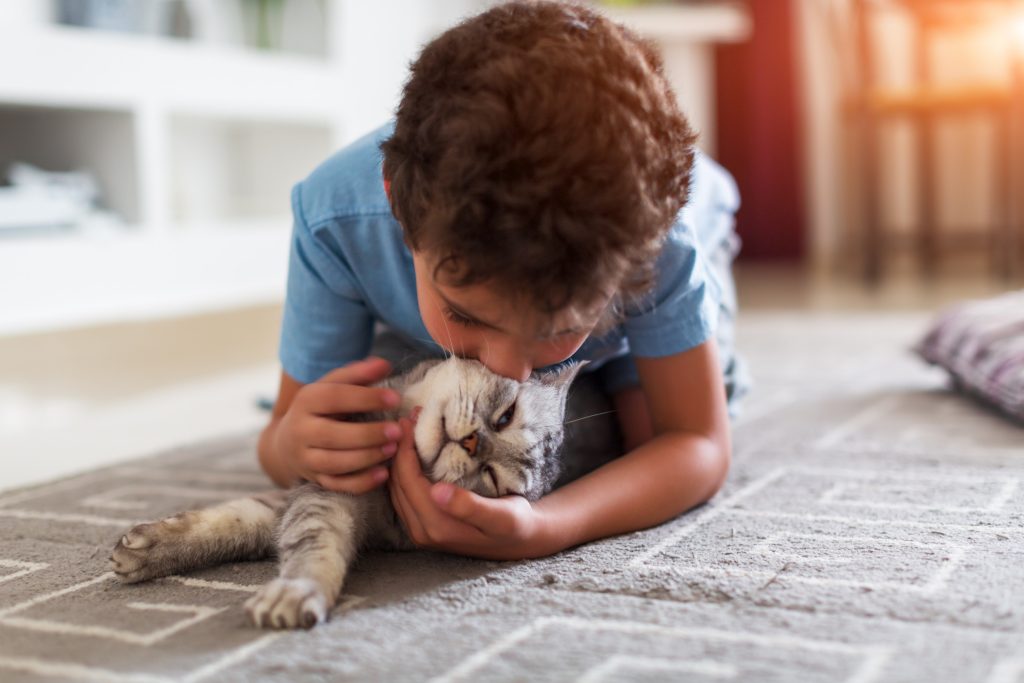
[241,0,285,50]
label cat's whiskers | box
[563,409,617,425]
[435,302,456,361]
[533,409,617,429]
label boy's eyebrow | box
[436,291,585,338]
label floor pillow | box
[916,290,1024,423]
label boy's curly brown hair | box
[381,0,697,323]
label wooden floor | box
[0,306,283,492]
[0,264,1018,492]
[735,262,1018,312]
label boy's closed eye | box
[441,302,586,340]
[442,305,482,328]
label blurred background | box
[1,0,1021,490]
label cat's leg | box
[245,484,369,630]
[111,490,286,583]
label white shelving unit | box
[0,16,345,336]
[0,0,460,336]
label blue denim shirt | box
[279,122,741,394]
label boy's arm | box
[385,339,731,559]
[534,339,732,551]
[258,370,305,488]
[611,385,654,454]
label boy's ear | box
[383,176,392,201]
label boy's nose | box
[475,335,532,382]
[480,355,531,382]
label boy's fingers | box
[434,483,473,517]
[317,357,392,386]
[315,466,389,495]
[435,484,507,533]
[394,417,491,545]
[400,416,416,446]
[388,475,427,542]
[303,446,396,476]
[392,420,443,512]
[304,383,401,416]
[308,417,402,451]
[393,418,424,481]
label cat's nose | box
[459,431,479,457]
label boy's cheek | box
[421,312,471,355]
[534,333,589,367]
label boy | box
[258,1,748,561]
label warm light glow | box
[1013,13,1024,55]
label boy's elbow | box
[705,437,732,501]
[691,432,732,505]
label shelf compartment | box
[0,104,139,225]
[169,116,331,225]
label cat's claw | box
[110,517,191,583]
[245,578,330,630]
[121,529,153,549]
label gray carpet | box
[2,312,1023,682]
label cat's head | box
[405,357,585,501]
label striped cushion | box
[916,291,1024,422]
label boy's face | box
[412,250,599,381]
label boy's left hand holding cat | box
[387,417,560,561]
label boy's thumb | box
[431,482,457,508]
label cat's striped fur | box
[111,357,583,629]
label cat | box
[110,356,584,629]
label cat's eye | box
[494,402,516,431]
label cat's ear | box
[536,360,588,390]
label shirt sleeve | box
[278,183,375,384]
[626,215,720,349]
[596,224,719,394]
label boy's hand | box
[273,357,403,494]
[387,416,558,560]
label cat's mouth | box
[421,443,505,497]
[410,407,517,499]
[423,441,471,484]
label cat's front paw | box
[245,578,330,630]
[110,516,193,583]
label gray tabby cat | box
[110,356,583,629]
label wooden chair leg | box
[915,15,937,280]
[852,0,883,285]
[1012,68,1024,282]
[918,112,937,279]
[862,114,883,284]
[995,112,1014,280]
